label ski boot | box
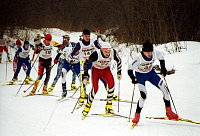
[105,100,114,114]
[42,85,48,94]
[79,95,86,106]
[29,80,40,95]
[48,84,55,92]
[71,81,78,90]
[24,77,30,84]
[27,76,33,81]
[82,103,91,120]
[113,94,119,100]
[166,107,179,120]
[132,113,140,125]
[9,78,17,85]
[61,90,67,98]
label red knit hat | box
[16,39,21,45]
[45,34,52,41]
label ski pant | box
[61,61,80,90]
[87,67,115,105]
[13,57,31,79]
[13,58,27,73]
[0,45,9,59]
[51,58,65,85]
[36,57,52,86]
[135,69,171,113]
[85,61,107,89]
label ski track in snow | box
[0,30,200,136]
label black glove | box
[160,60,167,77]
[84,72,89,79]
[161,68,167,77]
[132,76,138,84]
[128,70,138,84]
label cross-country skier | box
[60,39,81,98]
[29,34,54,95]
[0,34,11,63]
[48,35,78,93]
[82,42,122,119]
[128,40,178,125]
[9,41,32,85]
[12,39,29,81]
[69,29,108,106]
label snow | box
[0,29,200,136]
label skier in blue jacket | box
[9,41,33,85]
[128,41,178,125]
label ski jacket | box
[85,49,122,74]
[128,50,164,73]
[70,39,101,60]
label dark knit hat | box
[142,40,153,52]
[82,29,90,35]
[24,40,29,45]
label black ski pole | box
[162,75,178,115]
[15,53,40,96]
[118,79,120,112]
[5,55,8,80]
[128,84,135,122]
[22,63,56,94]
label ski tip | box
[81,115,86,120]
[130,123,136,130]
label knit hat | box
[24,41,29,45]
[45,34,52,41]
[82,29,90,35]
[142,40,153,52]
[16,39,21,45]
[101,42,111,49]
[63,35,70,41]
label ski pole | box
[128,84,135,122]
[43,103,58,132]
[68,86,80,98]
[15,53,40,96]
[162,75,178,114]
[5,55,8,80]
[117,79,120,112]
[22,63,56,94]
[71,97,80,114]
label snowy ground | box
[0,30,200,136]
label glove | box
[117,73,122,80]
[69,60,74,65]
[161,68,167,77]
[83,72,89,79]
[54,59,58,64]
[83,72,90,86]
[132,76,138,84]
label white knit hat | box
[101,42,111,49]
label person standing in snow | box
[29,34,54,95]
[9,41,33,85]
[48,35,79,95]
[0,34,11,63]
[82,42,122,119]
[128,41,178,125]
[70,29,115,106]
[59,37,81,98]
[12,39,29,80]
